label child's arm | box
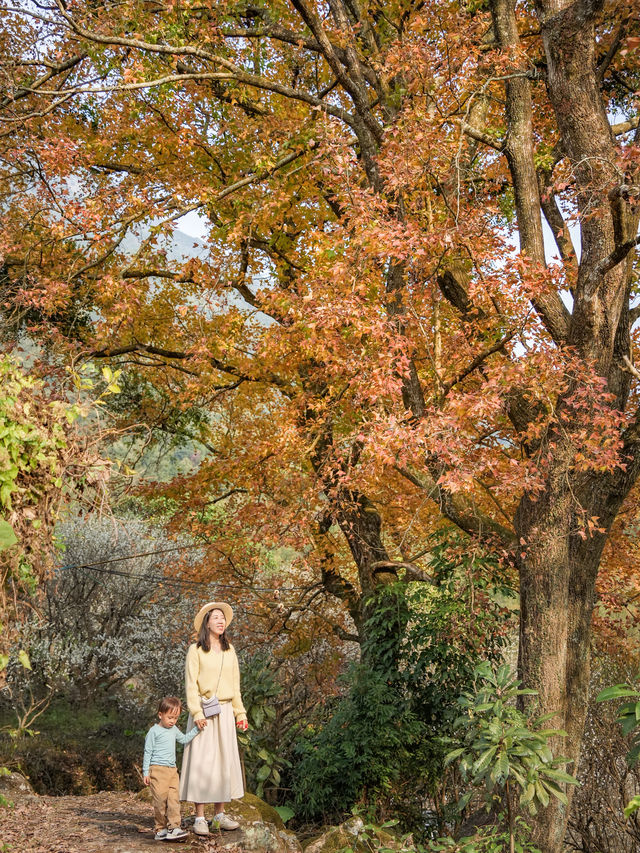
[175,725,200,745]
[142,727,155,784]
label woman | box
[179,601,249,836]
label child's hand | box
[236,719,248,732]
[196,718,208,730]
[143,775,150,786]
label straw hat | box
[194,601,233,633]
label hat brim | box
[194,601,233,633]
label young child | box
[143,696,200,841]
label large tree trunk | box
[494,0,637,853]
[515,463,602,850]
[499,2,640,847]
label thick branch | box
[0,52,86,109]
[538,168,577,266]
[91,342,292,391]
[461,122,505,152]
[592,234,640,282]
[370,560,436,585]
[491,0,570,344]
[395,464,515,548]
[611,116,640,136]
[47,0,357,127]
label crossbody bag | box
[201,652,225,718]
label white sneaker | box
[154,828,168,840]
[214,813,239,830]
[164,826,187,841]
[193,817,210,836]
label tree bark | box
[507,3,640,849]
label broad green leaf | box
[256,765,271,782]
[542,781,568,805]
[535,780,549,808]
[18,649,31,670]
[596,685,640,702]
[444,747,465,766]
[496,751,509,778]
[472,746,497,775]
[274,806,294,824]
[521,783,536,805]
[0,519,18,551]
[624,795,640,818]
[542,768,578,786]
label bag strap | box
[213,651,225,696]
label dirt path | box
[0,791,241,853]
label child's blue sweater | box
[142,724,199,776]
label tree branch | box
[461,122,505,152]
[370,560,436,585]
[394,463,515,548]
[441,330,516,396]
[0,52,86,109]
[589,234,640,289]
[90,342,293,391]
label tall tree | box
[1,1,639,848]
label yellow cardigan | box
[185,643,247,724]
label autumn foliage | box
[1,1,639,849]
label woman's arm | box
[230,647,248,727]
[185,644,205,723]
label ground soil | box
[0,790,242,853]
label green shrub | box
[443,662,577,852]
[292,663,424,822]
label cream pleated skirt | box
[179,702,244,803]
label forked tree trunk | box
[498,1,640,846]
[515,437,640,852]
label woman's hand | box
[236,719,248,732]
[143,775,150,786]
[195,718,208,730]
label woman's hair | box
[158,696,181,714]
[197,609,231,652]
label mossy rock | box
[175,792,299,852]
[304,817,412,853]
[231,792,286,829]
[0,771,36,800]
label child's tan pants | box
[149,765,181,831]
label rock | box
[159,792,301,853]
[229,791,286,829]
[200,793,300,853]
[0,770,36,800]
[304,816,413,853]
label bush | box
[290,540,516,833]
[292,663,425,822]
[2,516,200,716]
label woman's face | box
[207,608,227,636]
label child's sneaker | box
[192,817,210,836]
[164,826,188,841]
[154,828,168,840]
[214,813,239,830]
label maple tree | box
[1,0,640,848]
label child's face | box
[158,707,181,728]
